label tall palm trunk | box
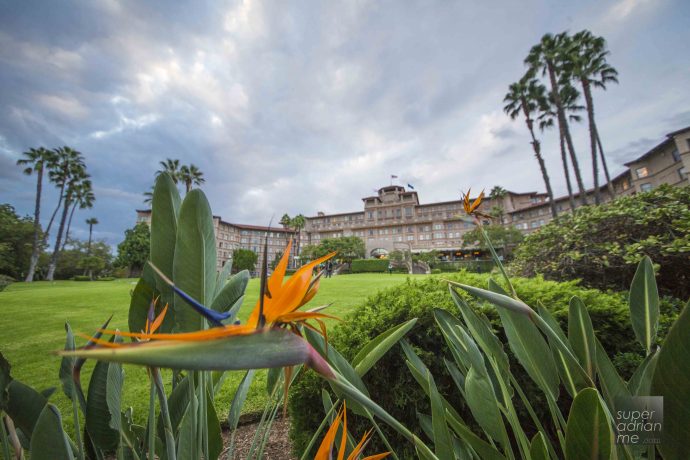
[45,175,67,240]
[596,131,615,199]
[87,224,94,255]
[523,104,558,218]
[582,79,601,204]
[46,195,71,281]
[547,63,588,206]
[559,131,577,212]
[64,201,78,248]
[25,165,44,282]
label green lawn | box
[0,273,416,434]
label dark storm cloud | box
[1,0,690,247]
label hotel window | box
[405,207,413,217]
[433,224,442,230]
[424,225,430,232]
[396,236,403,242]
[636,167,649,179]
[396,209,402,218]
[530,221,539,229]
[671,148,681,163]
[407,226,414,233]
[368,230,374,236]
[433,232,444,239]
[640,183,653,192]
[367,212,373,219]
[407,235,414,241]
[377,211,382,218]
[679,167,687,181]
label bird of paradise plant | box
[315,402,390,460]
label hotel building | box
[136,125,690,267]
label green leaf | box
[173,189,217,332]
[58,323,76,400]
[175,393,198,460]
[594,338,630,414]
[29,404,73,460]
[428,373,453,460]
[128,265,160,335]
[214,259,234,298]
[205,389,222,460]
[627,350,658,396]
[445,411,507,460]
[651,300,690,459]
[565,388,612,460]
[210,270,249,321]
[6,379,48,441]
[266,367,281,395]
[150,173,181,313]
[628,256,659,354]
[529,432,549,460]
[63,329,329,373]
[106,340,125,431]
[568,297,596,380]
[352,318,417,377]
[464,367,508,447]
[86,351,120,451]
[227,370,255,432]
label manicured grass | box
[0,273,416,434]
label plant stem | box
[153,368,177,460]
[365,409,399,460]
[1,413,12,460]
[479,223,517,298]
[71,380,85,460]
[147,380,156,460]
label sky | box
[1,0,689,248]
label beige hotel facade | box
[136,126,690,269]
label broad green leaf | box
[352,318,417,377]
[486,279,559,400]
[176,393,198,460]
[106,340,124,431]
[210,270,249,320]
[628,256,659,354]
[651,301,690,459]
[128,265,162,335]
[173,189,217,332]
[86,348,120,451]
[565,388,612,460]
[228,370,255,432]
[447,280,533,316]
[594,338,630,414]
[448,289,510,373]
[417,411,434,442]
[538,304,584,398]
[266,367,281,395]
[214,259,234,298]
[445,411,507,460]
[29,404,73,460]
[529,432,549,460]
[627,350,658,396]
[6,379,48,441]
[150,173,181,312]
[206,389,222,460]
[568,297,596,380]
[64,329,329,373]
[464,366,508,447]
[428,373,453,460]
[58,323,75,400]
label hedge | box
[289,271,683,457]
[511,184,690,299]
[350,259,389,273]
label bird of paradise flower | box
[315,402,390,460]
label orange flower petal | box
[100,325,256,342]
[315,406,344,460]
[268,239,293,299]
[149,304,168,334]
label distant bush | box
[289,271,683,456]
[350,259,388,273]
[72,275,91,281]
[0,274,15,291]
[112,267,130,278]
[512,184,690,299]
[430,268,441,274]
[97,276,116,281]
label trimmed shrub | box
[350,259,388,273]
[97,276,116,281]
[0,274,15,291]
[72,275,91,281]
[512,184,690,299]
[430,268,441,274]
[289,271,682,456]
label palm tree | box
[280,214,292,229]
[179,164,205,193]
[504,76,559,218]
[143,186,154,205]
[526,32,588,206]
[157,158,181,184]
[489,186,508,222]
[46,149,87,280]
[85,217,99,255]
[45,147,84,244]
[291,214,307,268]
[568,30,619,202]
[64,179,95,246]
[538,82,584,212]
[16,147,57,281]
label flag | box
[408,183,415,190]
[391,174,398,179]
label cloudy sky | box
[1,0,689,247]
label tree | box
[64,179,95,247]
[279,214,292,228]
[78,255,105,280]
[538,82,584,212]
[157,158,181,184]
[567,30,619,202]
[462,224,524,256]
[16,147,56,281]
[232,248,258,274]
[0,204,36,279]
[85,217,99,255]
[54,239,112,280]
[179,164,205,193]
[291,214,307,265]
[504,76,559,218]
[46,147,88,280]
[115,222,150,276]
[526,32,588,206]
[318,236,365,267]
[413,249,440,268]
[143,186,154,205]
